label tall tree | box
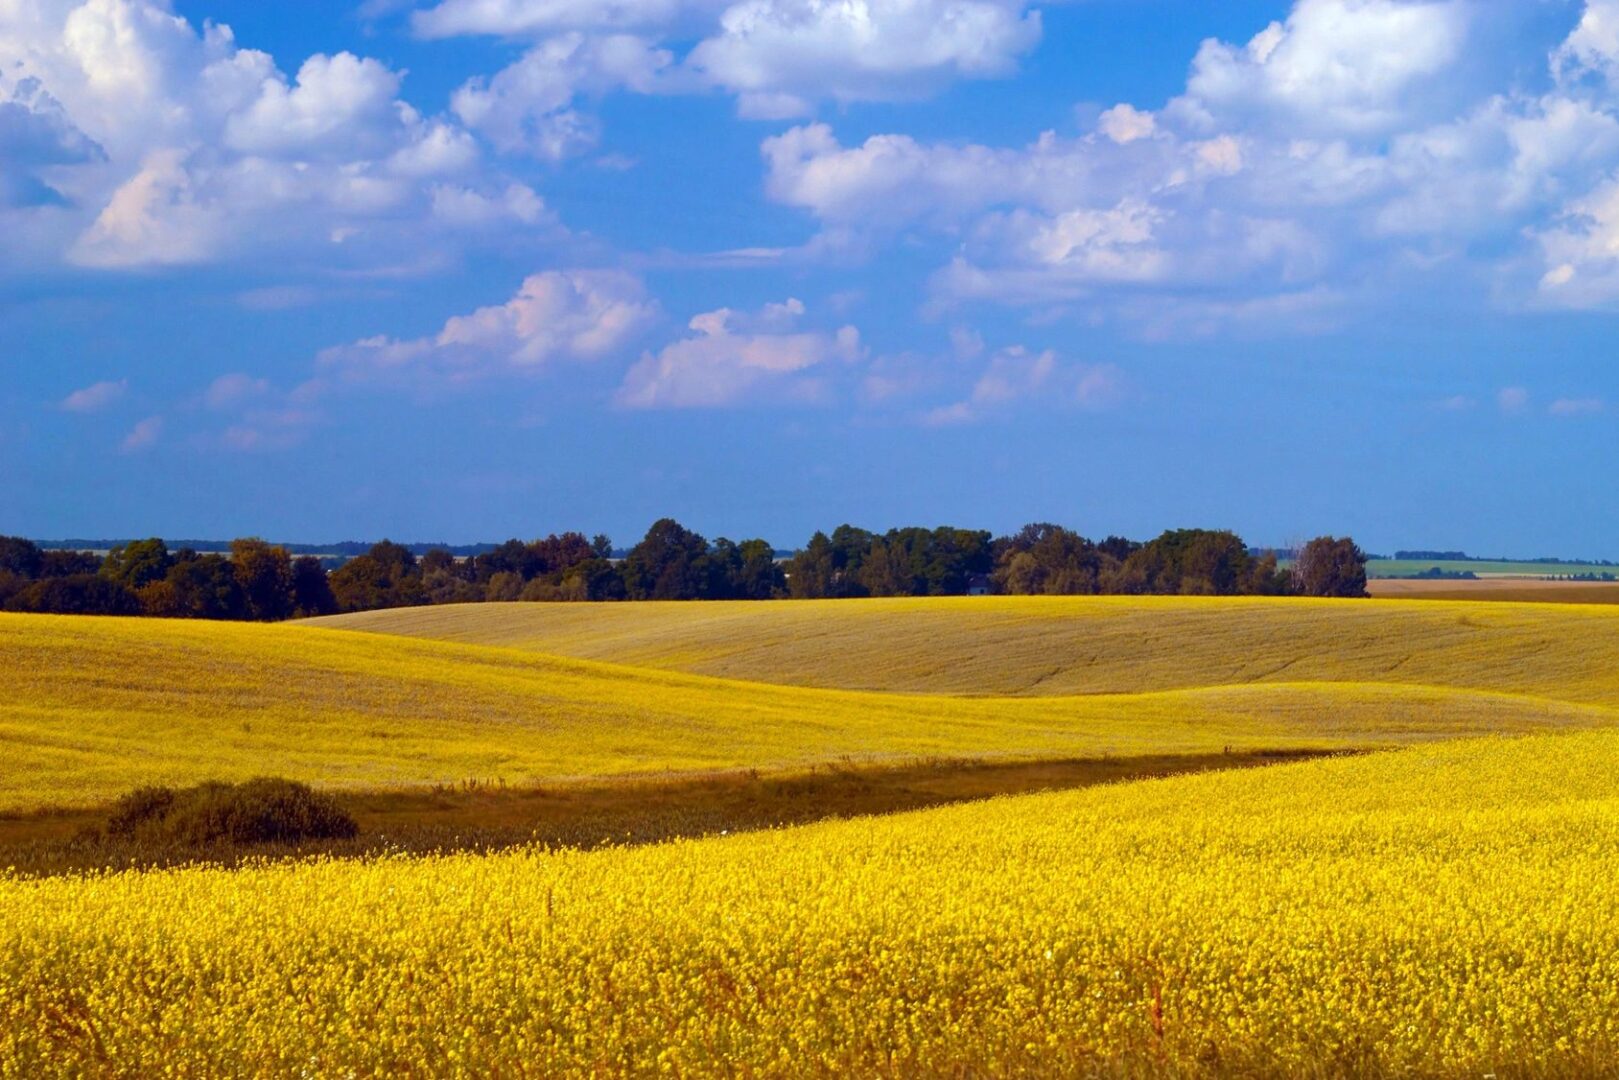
[621,519,711,600]
[231,538,295,621]
[100,538,173,591]
[1292,536,1369,598]
[290,556,339,616]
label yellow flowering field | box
[5,730,1619,1076]
[310,594,1619,700]
[3,609,1615,811]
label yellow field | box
[6,730,1619,1075]
[308,595,1619,701]
[5,604,1618,812]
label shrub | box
[106,778,358,846]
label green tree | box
[229,539,295,621]
[290,556,338,617]
[100,538,173,591]
[786,532,835,599]
[1291,536,1369,598]
[621,519,711,600]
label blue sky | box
[5,0,1619,555]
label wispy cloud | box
[60,379,127,413]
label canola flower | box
[5,730,1619,1076]
[4,608,1615,812]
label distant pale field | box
[1369,577,1619,603]
[1365,557,1618,577]
[9,608,1614,812]
[308,596,1619,701]
[9,730,1619,1074]
[3,597,1618,811]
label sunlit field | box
[7,597,1619,1075]
[7,731,1619,1075]
[309,595,1619,699]
[5,603,1619,811]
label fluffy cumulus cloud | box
[758,0,1619,323]
[320,269,658,382]
[412,0,709,38]
[688,0,1043,118]
[617,297,863,407]
[0,0,542,271]
[451,33,672,159]
[418,0,1046,136]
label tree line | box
[0,523,1368,620]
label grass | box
[10,730,1619,1074]
[9,607,1609,813]
[306,595,1619,701]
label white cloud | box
[416,0,1044,120]
[203,373,272,410]
[0,0,541,271]
[450,33,672,160]
[60,378,126,412]
[924,347,1122,424]
[1549,396,1605,415]
[119,414,162,452]
[413,0,703,38]
[1172,0,1472,138]
[1498,386,1530,413]
[617,297,862,408]
[1098,103,1156,145]
[756,1,1619,324]
[689,0,1042,117]
[320,269,657,381]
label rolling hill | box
[306,596,1619,701]
[5,596,1619,812]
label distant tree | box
[290,556,338,617]
[0,536,43,579]
[231,539,295,621]
[5,574,140,615]
[786,532,835,599]
[328,541,425,613]
[485,571,525,602]
[591,534,614,560]
[859,539,915,597]
[569,558,628,601]
[41,549,101,577]
[1291,536,1369,598]
[531,532,597,579]
[992,524,1100,595]
[418,548,458,576]
[621,519,711,600]
[731,538,784,599]
[163,554,246,619]
[367,540,418,575]
[1123,529,1259,596]
[100,538,173,591]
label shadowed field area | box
[0,749,1331,876]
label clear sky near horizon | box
[4,0,1618,555]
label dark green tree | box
[1291,536,1369,598]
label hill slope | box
[306,596,1619,701]
[4,610,1613,811]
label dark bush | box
[106,777,358,846]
